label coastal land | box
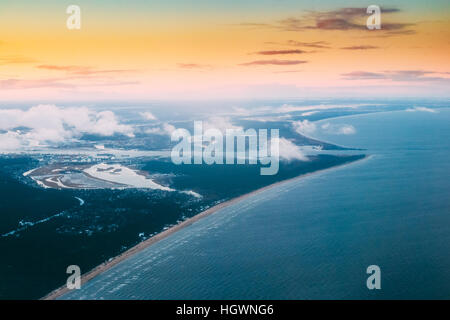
[43,155,368,300]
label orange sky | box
[0,1,449,100]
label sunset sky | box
[0,0,449,100]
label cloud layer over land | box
[0,105,134,151]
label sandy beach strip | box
[42,155,369,300]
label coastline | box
[42,155,369,300]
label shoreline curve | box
[42,155,369,300]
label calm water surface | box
[62,109,450,299]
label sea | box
[61,107,450,299]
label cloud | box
[238,23,272,29]
[293,120,356,136]
[313,18,362,31]
[181,190,202,198]
[162,123,176,134]
[255,49,307,55]
[292,120,317,135]
[266,40,330,49]
[0,78,76,89]
[36,65,135,76]
[272,70,303,74]
[0,55,36,65]
[312,19,412,32]
[177,63,212,69]
[0,132,23,150]
[321,123,356,135]
[239,60,307,66]
[405,107,438,113]
[37,65,81,72]
[301,111,319,116]
[342,70,450,82]
[147,117,246,150]
[337,125,356,135]
[305,7,405,31]
[203,116,243,133]
[276,103,360,113]
[273,137,308,162]
[374,30,416,37]
[241,115,292,122]
[0,77,139,90]
[341,45,379,50]
[0,105,134,151]
[3,62,139,90]
[227,104,366,118]
[140,111,157,120]
[285,40,331,49]
[341,71,386,80]
[243,7,413,35]
[146,117,242,146]
[146,123,176,136]
[227,106,273,117]
[387,70,450,82]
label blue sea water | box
[61,108,450,299]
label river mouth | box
[24,162,173,191]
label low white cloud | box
[230,106,250,116]
[0,104,134,151]
[0,131,23,150]
[181,190,202,198]
[162,123,176,134]
[301,111,319,116]
[337,125,356,135]
[222,103,379,119]
[229,106,272,116]
[292,120,317,136]
[146,122,176,136]
[272,137,308,162]
[203,116,242,133]
[406,107,438,113]
[187,117,244,146]
[140,111,157,120]
[321,123,356,135]
[145,127,162,134]
[293,120,356,137]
